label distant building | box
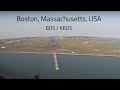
[1,46,6,48]
[0,41,3,45]
[72,51,74,53]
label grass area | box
[57,38,120,50]
[57,38,120,55]
[1,37,120,56]
[0,38,50,52]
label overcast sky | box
[0,11,120,39]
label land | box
[0,37,50,53]
[1,36,120,57]
[57,37,120,55]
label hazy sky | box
[0,11,120,39]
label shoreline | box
[0,51,120,58]
[58,53,120,58]
[0,51,50,55]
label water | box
[0,53,120,79]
